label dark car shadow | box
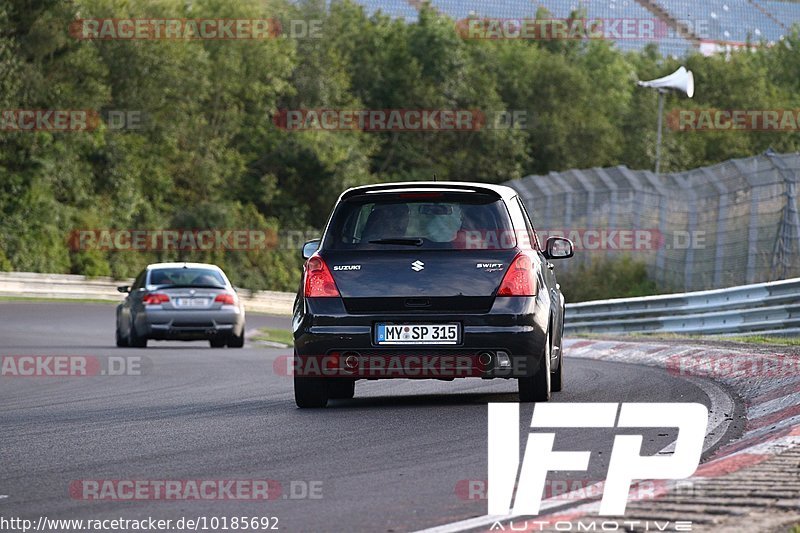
[326,391,520,409]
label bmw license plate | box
[375,323,460,345]
[175,298,209,308]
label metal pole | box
[655,90,665,174]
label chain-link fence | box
[507,151,800,292]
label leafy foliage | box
[558,257,660,303]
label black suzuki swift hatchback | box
[292,182,573,407]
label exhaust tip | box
[343,352,360,370]
[496,351,511,368]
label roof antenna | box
[433,173,437,182]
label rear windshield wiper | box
[368,238,424,246]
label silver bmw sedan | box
[115,262,246,348]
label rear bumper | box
[293,295,549,379]
[136,307,245,340]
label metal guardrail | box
[0,272,295,316]
[565,277,800,336]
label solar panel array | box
[335,0,800,56]
[653,0,785,42]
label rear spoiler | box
[339,181,507,201]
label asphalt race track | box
[0,302,743,532]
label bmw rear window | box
[325,193,515,250]
[147,268,227,288]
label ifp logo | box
[488,402,708,516]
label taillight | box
[143,293,170,305]
[215,293,236,305]
[304,256,340,298]
[497,252,538,296]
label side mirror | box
[544,237,574,259]
[117,285,130,293]
[302,239,321,260]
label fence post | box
[767,152,800,280]
[549,171,574,227]
[734,159,761,284]
[676,173,697,290]
[701,167,729,287]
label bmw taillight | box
[143,293,170,305]
[497,252,538,296]
[304,256,340,298]
[215,293,237,305]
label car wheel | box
[518,333,551,402]
[115,325,128,348]
[128,322,147,348]
[328,378,355,400]
[226,330,245,348]
[294,351,328,408]
[209,338,227,348]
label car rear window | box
[148,268,226,288]
[325,193,515,250]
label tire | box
[551,312,565,392]
[551,350,563,392]
[115,324,128,348]
[226,330,245,348]
[294,375,328,408]
[518,332,551,402]
[128,322,147,348]
[551,320,563,392]
[328,378,355,400]
[293,351,328,408]
[209,338,227,348]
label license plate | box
[375,323,460,345]
[175,298,209,308]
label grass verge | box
[722,335,800,346]
[253,327,294,347]
[575,331,800,346]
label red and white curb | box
[416,339,800,533]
